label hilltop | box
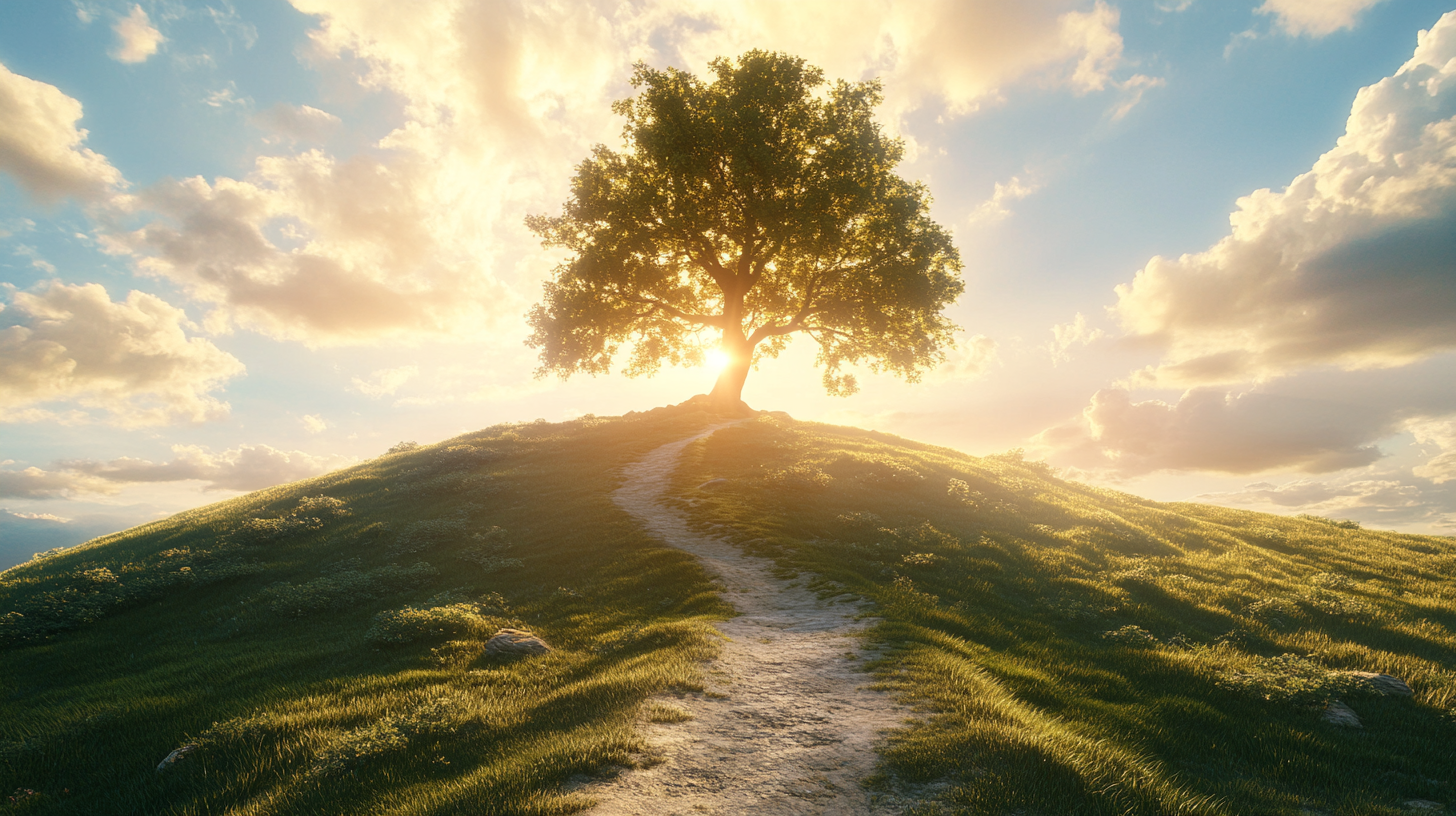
[2,405,1453,815]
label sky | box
[2,0,1456,568]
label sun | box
[705,349,730,371]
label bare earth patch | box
[577,424,910,815]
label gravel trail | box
[578,423,908,815]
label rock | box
[697,478,728,491]
[1344,671,1414,696]
[1320,699,1362,728]
[485,628,551,656]
[156,744,196,772]
[1404,801,1445,813]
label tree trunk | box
[707,330,753,408]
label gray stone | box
[1344,671,1414,696]
[485,628,552,656]
[697,479,729,490]
[1404,801,1445,813]
[156,744,195,772]
[1320,699,1362,728]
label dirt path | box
[578,423,909,815]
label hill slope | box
[2,407,1454,815]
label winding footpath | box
[578,423,909,815]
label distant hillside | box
[2,406,1453,815]
[0,511,131,572]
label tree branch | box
[626,295,726,329]
[747,276,823,344]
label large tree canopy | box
[526,50,964,406]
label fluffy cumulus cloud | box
[101,151,512,344]
[0,443,352,499]
[110,5,165,64]
[62,444,352,491]
[0,282,244,425]
[91,1,1144,347]
[1038,355,1456,481]
[1113,12,1456,388]
[930,334,998,382]
[669,0,1144,118]
[1036,387,1394,476]
[970,174,1042,223]
[0,466,115,499]
[0,62,125,203]
[1258,0,1386,38]
[1410,416,1456,484]
[1047,313,1106,364]
[1197,473,1456,531]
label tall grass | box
[6,409,1452,814]
[1,407,731,816]
[674,417,1456,815]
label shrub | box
[309,720,408,777]
[1218,654,1361,706]
[1102,625,1160,646]
[0,547,264,645]
[764,463,832,492]
[228,496,350,546]
[1297,514,1361,530]
[365,597,502,645]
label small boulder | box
[697,478,729,491]
[1343,671,1413,696]
[485,628,551,656]
[1404,801,1445,813]
[1320,699,1362,728]
[156,744,196,772]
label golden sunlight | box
[705,349,731,371]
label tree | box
[526,50,964,408]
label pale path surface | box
[578,423,911,815]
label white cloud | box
[1,443,352,498]
[930,334,998,382]
[970,174,1041,223]
[351,364,418,397]
[0,281,244,425]
[94,1,1138,347]
[0,61,125,203]
[1047,313,1106,364]
[0,466,116,499]
[12,244,56,274]
[668,0,1138,119]
[1257,0,1385,38]
[301,413,328,433]
[1108,73,1164,120]
[251,103,341,143]
[1037,387,1390,477]
[1201,477,1414,510]
[1410,417,1456,484]
[110,5,165,64]
[102,152,514,345]
[1196,472,1455,532]
[63,444,352,491]
[203,82,247,108]
[1114,12,1456,388]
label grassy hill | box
[2,406,1453,815]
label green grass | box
[1,407,731,815]
[4,409,1454,815]
[672,417,1456,816]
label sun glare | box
[706,349,730,371]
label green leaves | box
[527,50,964,399]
